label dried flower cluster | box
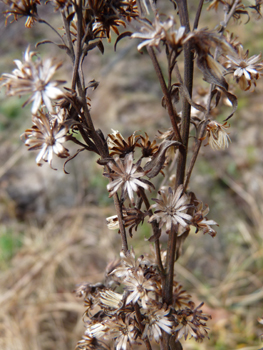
[75,249,210,350]
[1,0,263,349]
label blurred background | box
[0,1,263,349]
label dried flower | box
[173,303,210,342]
[3,0,40,27]
[108,319,137,350]
[1,47,64,114]
[107,130,140,157]
[106,215,120,230]
[224,45,263,90]
[206,0,226,12]
[124,267,156,308]
[149,185,192,233]
[166,26,186,52]
[191,200,218,237]
[142,308,173,342]
[85,0,137,42]
[99,290,123,309]
[205,121,231,150]
[122,207,146,237]
[22,110,69,168]
[138,133,158,158]
[131,14,174,51]
[105,152,154,204]
[112,248,147,279]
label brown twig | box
[134,303,152,350]
[147,47,182,144]
[112,192,129,253]
[139,188,165,277]
[184,0,241,190]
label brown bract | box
[107,130,140,157]
[3,0,40,27]
[138,132,158,158]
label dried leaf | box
[36,40,72,56]
[144,140,181,178]
[197,55,237,120]
[114,31,132,51]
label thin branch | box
[112,193,129,253]
[134,303,152,350]
[184,0,241,190]
[138,188,165,277]
[175,0,193,189]
[193,0,204,30]
[72,0,83,90]
[38,18,68,47]
[61,10,75,62]
[147,47,182,144]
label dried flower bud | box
[205,121,231,150]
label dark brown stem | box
[147,47,182,144]
[134,303,152,350]
[163,224,177,304]
[139,189,165,277]
[184,0,240,190]
[175,0,193,189]
[61,10,75,62]
[193,0,204,30]
[72,0,83,90]
[112,193,128,253]
[163,1,193,309]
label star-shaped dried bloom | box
[124,267,156,308]
[1,47,64,114]
[173,303,210,342]
[107,130,140,157]
[149,185,192,233]
[224,45,263,90]
[105,152,154,204]
[131,14,174,51]
[138,133,158,158]
[22,110,69,168]
[108,319,137,350]
[191,200,218,237]
[3,0,40,27]
[204,121,231,150]
[142,308,173,342]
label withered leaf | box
[114,31,132,51]
[36,40,72,57]
[197,55,237,120]
[144,140,181,178]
